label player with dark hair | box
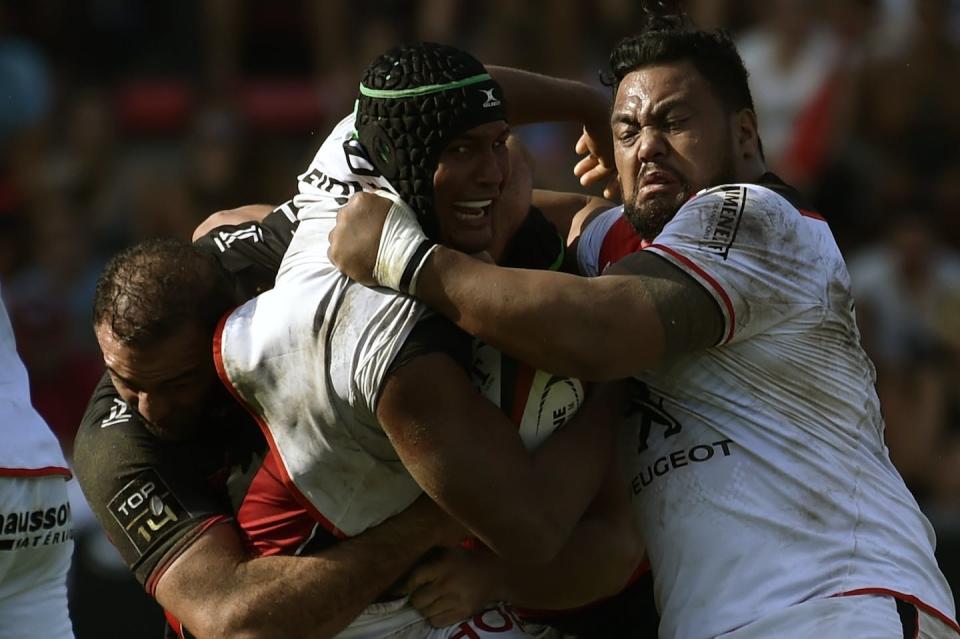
[214,41,633,638]
[91,239,235,443]
[77,42,644,639]
[329,23,960,639]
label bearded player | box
[329,22,960,639]
[79,42,629,630]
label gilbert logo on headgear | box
[480,88,501,108]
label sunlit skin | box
[432,120,511,254]
[611,61,762,239]
[95,321,220,441]
[487,135,534,262]
[93,120,512,442]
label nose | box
[476,146,507,187]
[636,126,667,163]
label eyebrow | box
[611,95,694,125]
[450,125,510,142]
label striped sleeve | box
[644,184,828,345]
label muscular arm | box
[487,66,613,170]
[531,189,613,248]
[156,496,455,639]
[412,248,722,381]
[500,464,641,609]
[192,204,275,242]
[488,66,609,129]
[376,353,626,564]
[409,461,641,623]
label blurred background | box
[1,0,958,635]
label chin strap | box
[372,189,438,295]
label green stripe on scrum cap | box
[358,73,493,99]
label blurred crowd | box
[1,0,958,635]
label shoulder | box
[662,180,822,258]
[296,113,395,209]
[577,206,643,276]
[75,374,143,463]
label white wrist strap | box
[372,190,437,295]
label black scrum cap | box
[356,42,508,238]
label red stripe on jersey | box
[0,466,72,479]
[237,448,324,557]
[510,363,537,426]
[799,208,826,222]
[834,588,960,634]
[598,215,646,273]
[647,244,736,344]
[213,311,348,541]
[163,610,186,639]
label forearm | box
[159,502,443,639]
[192,204,275,241]
[487,66,608,128]
[230,525,435,638]
[506,509,642,608]
[520,382,627,561]
[417,247,664,380]
[508,452,641,608]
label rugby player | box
[77,43,645,639]
[0,295,74,639]
[329,22,960,639]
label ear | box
[733,109,761,161]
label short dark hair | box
[604,17,756,115]
[93,238,234,347]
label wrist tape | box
[372,190,438,295]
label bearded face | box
[611,63,742,240]
[621,144,736,240]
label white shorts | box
[718,593,960,639]
[0,475,74,639]
[335,598,538,639]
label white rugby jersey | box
[293,113,396,213]
[0,293,69,476]
[216,113,582,539]
[217,112,418,536]
[578,183,957,638]
[215,214,425,537]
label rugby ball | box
[471,341,585,449]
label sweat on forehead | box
[355,42,508,237]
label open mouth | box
[638,171,680,196]
[452,199,494,220]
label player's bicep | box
[376,354,535,549]
[532,189,612,247]
[606,251,723,358]
[154,522,248,638]
[74,377,234,590]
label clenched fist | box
[328,191,394,286]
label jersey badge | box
[697,186,747,259]
[101,398,132,428]
[107,470,188,556]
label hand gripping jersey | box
[216,114,429,536]
[578,179,958,639]
[216,213,428,537]
[218,107,586,535]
